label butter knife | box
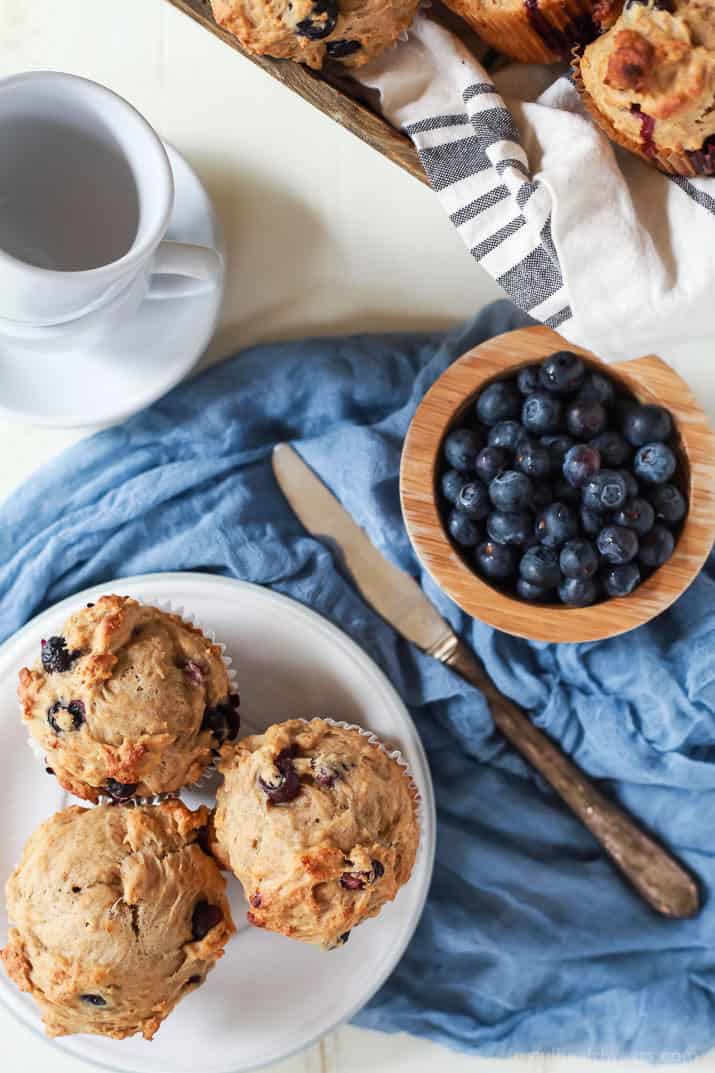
[272,443,700,919]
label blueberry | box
[514,441,551,479]
[444,428,480,472]
[104,779,138,802]
[487,510,533,545]
[441,469,463,504]
[259,746,301,804]
[517,364,541,395]
[566,399,607,439]
[541,434,575,472]
[186,975,203,987]
[582,470,628,511]
[191,901,223,941]
[639,524,675,568]
[447,509,481,546]
[590,431,631,467]
[47,700,85,733]
[456,481,490,520]
[634,443,676,484]
[475,380,521,425]
[475,446,507,483]
[530,481,553,510]
[581,505,606,536]
[552,477,581,505]
[522,391,562,435]
[618,469,639,499]
[519,545,561,588]
[535,502,578,547]
[475,541,517,580]
[295,0,338,39]
[560,539,599,579]
[41,636,80,674]
[648,483,686,524]
[603,563,641,597]
[539,351,585,395]
[340,871,367,890]
[577,371,615,405]
[559,577,599,606]
[336,931,351,945]
[325,38,362,57]
[563,444,601,487]
[489,470,532,511]
[80,994,107,1006]
[488,420,525,453]
[201,697,240,743]
[517,578,551,601]
[613,497,655,535]
[597,525,639,564]
[623,404,672,447]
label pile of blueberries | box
[439,351,687,606]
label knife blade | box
[272,443,700,919]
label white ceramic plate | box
[0,145,224,428]
[0,572,436,1073]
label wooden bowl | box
[400,326,715,643]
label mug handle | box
[146,240,223,300]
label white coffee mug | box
[0,71,221,329]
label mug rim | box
[0,70,174,301]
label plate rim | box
[0,571,437,1073]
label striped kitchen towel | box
[356,16,715,360]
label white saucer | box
[0,147,225,428]
[0,572,436,1073]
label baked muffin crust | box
[18,595,239,802]
[1,801,234,1040]
[214,719,420,948]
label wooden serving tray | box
[166,0,428,183]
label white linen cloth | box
[356,15,715,360]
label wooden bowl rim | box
[400,325,715,643]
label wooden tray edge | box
[165,0,428,184]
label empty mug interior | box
[0,75,169,276]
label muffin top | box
[580,0,715,154]
[1,801,234,1040]
[213,718,420,949]
[18,595,239,802]
[210,0,419,70]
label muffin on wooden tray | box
[18,595,239,803]
[210,0,420,69]
[575,0,715,175]
[1,801,235,1040]
[440,0,622,64]
[213,718,420,949]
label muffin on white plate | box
[212,718,420,949]
[1,800,234,1040]
[18,595,239,803]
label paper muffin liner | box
[443,0,598,64]
[27,596,239,808]
[572,51,715,178]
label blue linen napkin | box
[2,298,715,1062]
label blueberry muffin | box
[440,0,622,64]
[210,0,420,69]
[18,595,239,803]
[575,0,715,175]
[213,719,419,948]
[1,800,234,1040]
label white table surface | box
[0,1,713,1071]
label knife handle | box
[443,637,700,919]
